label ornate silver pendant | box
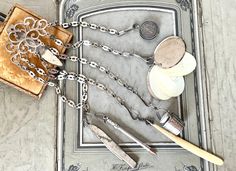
[6,17,62,67]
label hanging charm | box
[153,36,186,68]
[146,36,196,100]
[139,21,159,40]
[147,65,185,100]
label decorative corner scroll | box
[175,164,199,171]
[66,4,79,19]
[176,0,191,11]
[67,163,88,171]
[111,162,154,171]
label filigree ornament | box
[6,17,62,67]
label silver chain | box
[9,39,158,119]
[56,53,162,116]
[48,37,153,64]
[6,18,176,122]
[48,20,137,36]
[11,58,89,111]
[48,46,161,116]
[56,70,149,122]
[12,55,148,121]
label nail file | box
[88,124,137,168]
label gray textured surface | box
[201,0,236,170]
[0,1,57,171]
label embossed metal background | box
[57,0,213,171]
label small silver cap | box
[160,112,185,135]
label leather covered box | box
[0,4,72,98]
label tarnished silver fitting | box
[160,112,185,135]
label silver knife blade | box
[101,115,157,156]
[88,124,137,168]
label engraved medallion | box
[154,36,186,68]
[139,21,159,40]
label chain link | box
[55,70,146,121]
[57,54,162,113]
[49,80,89,110]
[12,56,89,111]
[49,20,125,36]
[11,53,157,122]
[49,38,146,62]
[48,23,151,64]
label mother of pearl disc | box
[147,73,171,100]
[160,52,197,76]
[147,65,185,99]
[154,36,186,68]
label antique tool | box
[4,16,224,167]
[96,114,157,156]
[88,124,137,168]
[146,120,224,166]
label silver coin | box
[139,21,159,40]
